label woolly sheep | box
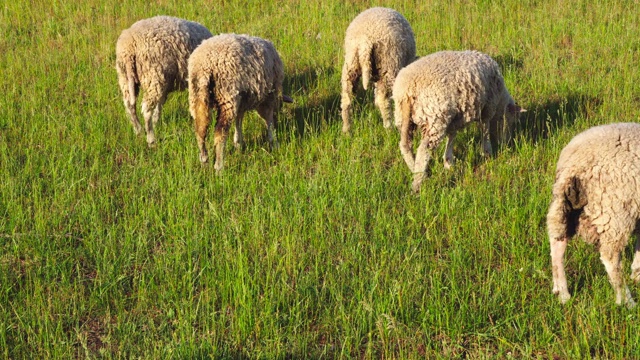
[392,50,524,193]
[188,33,291,171]
[340,7,416,133]
[547,123,640,308]
[116,16,212,146]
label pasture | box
[1,0,640,358]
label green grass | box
[2,0,640,358]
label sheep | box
[116,16,212,146]
[392,50,524,193]
[547,122,640,308]
[188,33,291,172]
[340,7,416,133]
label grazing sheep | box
[116,16,212,146]
[547,122,640,308]
[392,50,524,193]
[340,7,416,133]
[188,33,291,171]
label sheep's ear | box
[508,103,526,113]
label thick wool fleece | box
[548,122,640,307]
[188,34,285,171]
[116,16,212,145]
[340,7,416,132]
[392,50,520,192]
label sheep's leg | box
[151,95,165,126]
[600,244,635,308]
[123,97,142,135]
[193,100,211,164]
[549,236,570,303]
[213,109,233,173]
[340,64,359,133]
[443,132,456,170]
[399,119,416,171]
[142,91,167,147]
[118,63,142,136]
[412,137,435,194]
[233,110,245,151]
[374,81,392,129]
[257,102,278,150]
[481,122,493,157]
[141,100,157,147]
[631,232,640,282]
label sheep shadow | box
[493,53,525,73]
[156,66,343,150]
[142,350,321,360]
[493,52,601,143]
[153,66,344,144]
[513,93,602,144]
[433,93,601,189]
[281,66,341,138]
[160,92,192,124]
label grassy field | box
[2,0,640,358]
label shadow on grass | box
[430,92,602,189]
[157,66,344,144]
[281,65,341,139]
[513,93,602,144]
[178,348,335,360]
[494,53,525,72]
[493,51,602,143]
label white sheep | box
[116,16,212,146]
[392,50,524,193]
[188,33,291,172]
[547,122,640,308]
[340,7,416,133]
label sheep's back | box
[555,123,640,235]
[189,34,283,109]
[117,16,212,90]
[393,51,502,125]
[344,8,415,68]
[557,123,640,177]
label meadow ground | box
[1,0,640,358]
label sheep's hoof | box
[554,290,571,304]
[233,142,245,152]
[199,154,209,164]
[626,299,637,309]
[411,173,425,194]
[443,160,454,170]
[411,180,422,194]
[146,134,156,148]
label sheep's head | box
[492,100,526,144]
[506,102,526,126]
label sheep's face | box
[506,102,526,126]
[493,102,526,144]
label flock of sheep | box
[115,8,640,308]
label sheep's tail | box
[116,54,138,107]
[547,174,586,241]
[397,97,416,170]
[358,42,375,91]
[189,69,214,163]
[188,70,213,123]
